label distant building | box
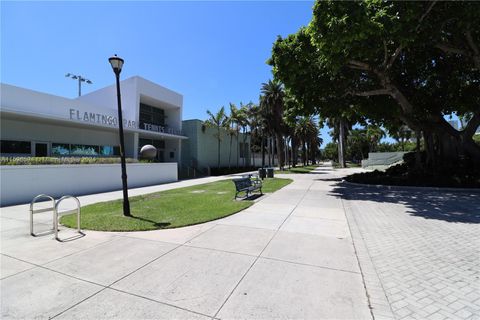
[181,119,251,171]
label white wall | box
[0,163,177,206]
[1,118,119,148]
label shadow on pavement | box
[329,181,480,224]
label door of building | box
[35,143,48,157]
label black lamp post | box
[109,54,131,217]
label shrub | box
[0,157,138,166]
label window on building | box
[51,143,70,156]
[51,143,118,157]
[70,144,100,156]
[0,140,31,154]
[100,146,115,156]
[139,103,166,130]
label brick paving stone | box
[455,309,473,318]
[341,184,480,320]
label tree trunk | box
[338,118,346,168]
[261,135,265,168]
[290,137,295,167]
[302,141,307,166]
[217,128,221,169]
[243,128,247,167]
[275,132,285,170]
[419,115,480,172]
[267,137,271,167]
[228,135,233,169]
[236,134,240,169]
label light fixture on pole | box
[108,54,131,217]
[65,73,92,97]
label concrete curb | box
[342,180,480,193]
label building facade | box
[181,119,251,170]
[0,76,187,161]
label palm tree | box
[295,116,318,166]
[228,103,241,168]
[204,106,228,169]
[247,103,262,168]
[227,103,238,169]
[260,80,285,169]
[366,125,385,153]
[237,103,250,167]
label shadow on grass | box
[129,215,171,228]
[329,181,480,224]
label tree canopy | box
[270,0,480,169]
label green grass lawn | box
[61,177,292,232]
[275,165,319,174]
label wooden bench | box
[233,176,263,199]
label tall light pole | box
[65,73,92,97]
[108,54,131,217]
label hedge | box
[0,157,139,166]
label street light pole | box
[65,73,92,97]
[109,54,131,217]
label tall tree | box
[228,103,241,168]
[247,103,262,168]
[227,103,238,169]
[204,106,228,169]
[270,1,480,171]
[295,116,319,166]
[260,80,286,169]
[237,103,250,167]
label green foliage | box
[323,142,338,161]
[347,129,370,160]
[0,157,138,166]
[61,178,293,231]
[204,106,229,168]
[270,0,480,167]
[474,134,480,145]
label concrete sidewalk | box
[1,164,372,319]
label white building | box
[0,76,187,161]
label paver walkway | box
[2,164,479,319]
[336,179,480,320]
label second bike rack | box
[55,195,83,241]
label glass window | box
[99,146,114,156]
[51,143,70,156]
[139,103,166,129]
[0,140,31,154]
[70,144,99,156]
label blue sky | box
[1,1,339,141]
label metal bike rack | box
[54,195,82,241]
[30,194,56,236]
